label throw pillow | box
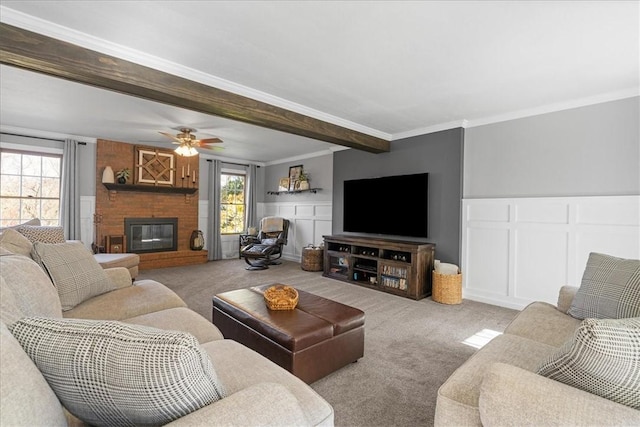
[537,317,640,409]
[31,242,116,311]
[10,317,226,426]
[17,225,65,244]
[568,252,640,320]
[0,228,33,257]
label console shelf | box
[323,235,435,300]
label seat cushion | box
[63,279,186,320]
[537,317,640,409]
[203,339,334,427]
[568,252,640,320]
[124,307,224,344]
[10,317,226,427]
[435,334,558,426]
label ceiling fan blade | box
[159,131,183,143]
[197,138,223,145]
[199,145,224,151]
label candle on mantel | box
[181,166,185,179]
[193,169,196,183]
[187,163,190,176]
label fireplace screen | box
[125,218,178,254]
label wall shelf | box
[103,183,197,202]
[267,188,322,195]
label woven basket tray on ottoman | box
[212,284,365,384]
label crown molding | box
[465,89,640,128]
[0,6,391,142]
[391,120,469,141]
[0,125,96,144]
[264,149,338,166]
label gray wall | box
[464,97,640,198]
[333,128,464,264]
[264,153,334,202]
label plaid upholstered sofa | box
[0,228,333,426]
[435,252,640,426]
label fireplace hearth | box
[125,217,178,254]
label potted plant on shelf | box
[116,168,131,184]
[298,171,310,190]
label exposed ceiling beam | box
[0,23,389,153]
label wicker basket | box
[264,285,299,310]
[432,271,462,305]
[301,247,324,271]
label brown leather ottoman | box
[212,284,365,384]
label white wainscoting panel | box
[462,196,640,310]
[80,196,95,250]
[197,200,332,261]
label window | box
[220,172,246,234]
[0,150,62,227]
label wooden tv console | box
[323,235,435,300]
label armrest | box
[165,382,311,426]
[556,285,579,314]
[479,363,640,426]
[103,267,133,289]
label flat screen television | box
[343,173,429,238]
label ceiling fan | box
[159,127,223,156]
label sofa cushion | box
[18,225,65,243]
[537,317,640,409]
[434,334,559,426]
[568,252,640,320]
[0,321,67,427]
[32,241,116,311]
[10,317,226,427]
[0,251,62,327]
[63,279,187,320]
[504,301,581,347]
[0,218,40,233]
[0,228,33,257]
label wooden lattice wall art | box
[135,146,175,186]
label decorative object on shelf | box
[298,170,310,190]
[278,177,290,192]
[263,285,299,310]
[135,146,175,186]
[267,187,321,195]
[189,230,205,250]
[115,168,131,184]
[288,164,303,191]
[101,166,115,184]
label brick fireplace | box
[95,139,207,269]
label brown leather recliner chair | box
[241,217,290,270]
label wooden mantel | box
[0,23,390,154]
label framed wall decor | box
[288,165,303,191]
[135,146,175,186]
[278,177,290,192]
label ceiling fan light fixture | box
[175,144,198,157]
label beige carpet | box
[138,259,518,426]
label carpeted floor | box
[138,259,518,426]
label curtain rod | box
[206,159,260,168]
[1,132,87,145]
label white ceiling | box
[1,1,638,164]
